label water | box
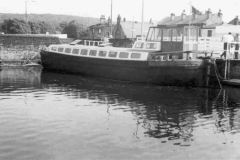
[0,67,240,160]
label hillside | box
[0,13,100,27]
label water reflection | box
[40,70,240,141]
[1,67,240,159]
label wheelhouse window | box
[119,52,129,58]
[65,48,71,53]
[108,51,118,58]
[99,51,107,57]
[89,50,97,56]
[131,53,141,59]
[72,49,79,54]
[146,43,157,49]
[99,29,102,34]
[51,47,57,51]
[57,47,64,52]
[80,49,88,55]
[146,27,162,41]
[162,28,171,41]
[135,42,144,48]
[172,28,183,41]
[184,28,198,41]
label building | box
[228,16,240,25]
[157,9,223,37]
[88,15,113,40]
[112,14,154,39]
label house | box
[112,14,154,39]
[157,9,223,37]
[228,16,240,25]
[88,15,113,40]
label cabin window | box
[108,51,118,58]
[162,28,171,41]
[131,53,141,59]
[146,43,157,49]
[57,47,64,52]
[89,50,97,56]
[172,28,183,41]
[119,52,129,58]
[135,42,144,48]
[51,47,57,51]
[65,48,71,53]
[99,29,102,34]
[92,29,94,33]
[72,49,79,54]
[80,49,88,55]
[99,51,107,57]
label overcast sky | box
[0,0,239,23]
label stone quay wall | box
[0,35,73,62]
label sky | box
[0,0,239,24]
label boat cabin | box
[146,26,199,52]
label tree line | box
[0,18,89,39]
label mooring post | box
[224,43,229,79]
[227,59,231,80]
[204,59,211,87]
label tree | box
[62,20,88,39]
[28,21,41,34]
[38,21,55,34]
[1,19,31,34]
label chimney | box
[117,14,121,24]
[234,16,239,25]
[100,15,106,24]
[170,13,175,21]
[207,8,212,19]
[217,9,223,19]
[181,10,186,20]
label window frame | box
[119,52,129,58]
[80,49,88,55]
[131,53,141,59]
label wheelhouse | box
[146,26,199,52]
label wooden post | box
[227,59,230,79]
[224,59,227,79]
[205,60,211,87]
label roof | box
[120,21,154,38]
[158,14,218,26]
[228,16,240,25]
[89,22,112,28]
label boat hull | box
[40,50,207,86]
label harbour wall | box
[0,35,73,62]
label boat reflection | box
[1,68,240,141]
[40,71,240,141]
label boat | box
[40,26,215,87]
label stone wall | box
[0,35,73,61]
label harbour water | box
[0,67,240,160]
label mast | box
[110,0,113,37]
[188,2,191,42]
[141,0,144,38]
